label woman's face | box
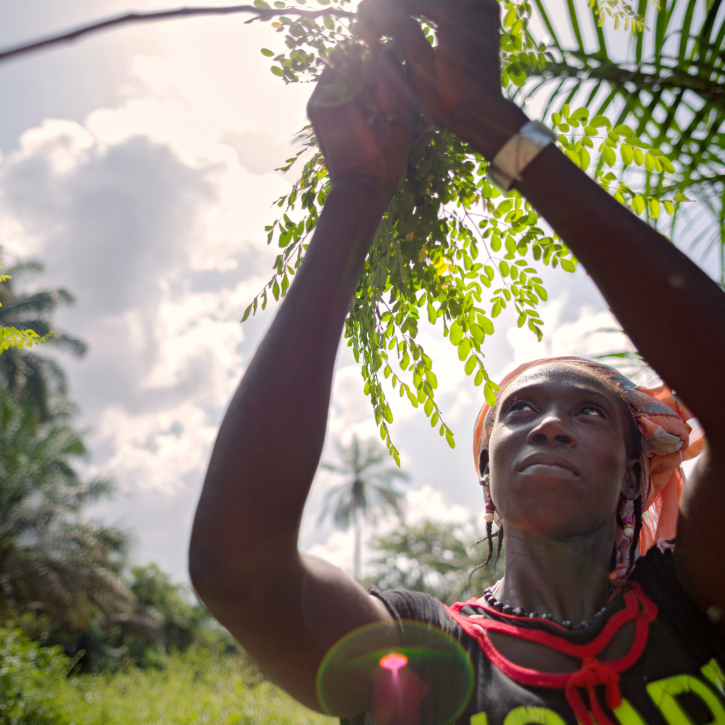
[486,364,640,538]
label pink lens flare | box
[379,652,409,672]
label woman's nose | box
[527,414,575,446]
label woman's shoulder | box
[368,586,459,632]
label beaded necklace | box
[482,581,617,630]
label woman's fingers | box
[358,0,441,121]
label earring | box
[619,498,635,539]
[484,502,496,524]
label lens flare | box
[317,619,474,725]
[379,652,408,672]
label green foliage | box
[0,632,330,725]
[62,649,330,725]
[364,519,502,604]
[0,255,87,420]
[0,387,135,668]
[0,265,52,356]
[0,627,74,725]
[239,0,715,460]
[119,564,237,663]
[526,0,724,265]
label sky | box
[0,0,715,584]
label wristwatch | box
[487,120,556,191]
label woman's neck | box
[490,520,616,625]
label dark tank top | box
[342,545,725,725]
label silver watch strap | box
[487,120,556,191]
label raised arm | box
[188,53,415,711]
[361,0,725,626]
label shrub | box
[0,627,73,725]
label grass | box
[0,626,335,725]
[61,651,336,725]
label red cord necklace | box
[445,582,658,725]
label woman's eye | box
[580,405,604,417]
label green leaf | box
[241,304,253,322]
[533,284,548,301]
[499,261,510,276]
[590,115,611,128]
[450,321,463,345]
[465,356,477,375]
[648,198,660,219]
[470,323,485,345]
[458,338,471,360]
[474,369,484,386]
[445,429,456,449]
[254,0,271,7]
[271,66,285,77]
[479,316,494,334]
[580,147,590,171]
[560,258,576,273]
[484,383,497,407]
[261,48,275,57]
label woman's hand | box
[357,0,528,160]
[307,46,416,201]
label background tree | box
[364,519,502,605]
[0,388,138,666]
[119,563,238,662]
[0,255,87,420]
[525,0,725,272]
[318,435,409,579]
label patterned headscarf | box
[472,357,705,579]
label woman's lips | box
[519,462,580,478]
[517,454,582,477]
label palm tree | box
[0,389,134,634]
[0,255,87,419]
[317,435,409,580]
[524,0,725,275]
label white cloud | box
[0,46,302,576]
[505,292,629,371]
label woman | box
[188,0,725,723]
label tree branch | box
[0,4,355,64]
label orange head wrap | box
[472,357,705,579]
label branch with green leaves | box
[0,268,53,354]
[240,0,688,464]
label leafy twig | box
[0,3,354,64]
